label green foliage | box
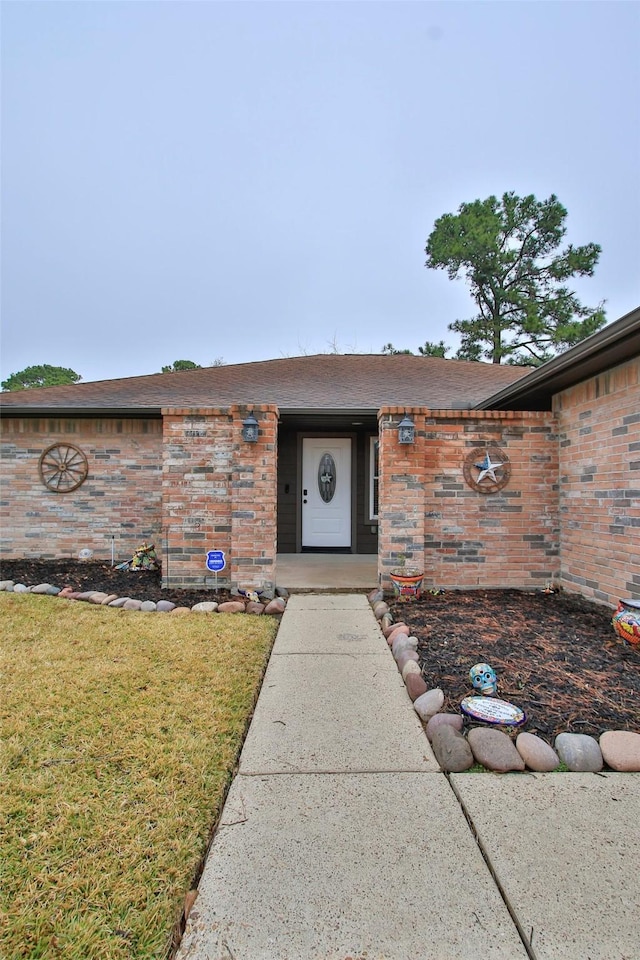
[417,340,450,358]
[1,364,82,391]
[425,192,606,365]
[160,359,201,373]
[381,343,414,355]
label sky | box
[1,1,639,385]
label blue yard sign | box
[206,550,226,572]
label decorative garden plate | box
[460,696,526,727]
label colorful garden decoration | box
[612,599,640,646]
[116,542,159,572]
[389,570,424,599]
[469,662,498,696]
[461,695,526,727]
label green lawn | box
[0,594,278,959]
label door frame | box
[296,432,358,553]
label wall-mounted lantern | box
[397,413,415,444]
[242,411,259,443]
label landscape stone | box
[108,597,130,607]
[386,623,410,643]
[275,586,289,599]
[101,595,119,605]
[467,728,525,773]
[368,588,384,604]
[405,672,428,701]
[171,607,192,615]
[0,581,15,591]
[413,688,445,722]
[555,733,603,772]
[392,635,418,658]
[156,600,176,613]
[191,602,219,613]
[140,600,157,612]
[396,650,420,672]
[13,584,28,593]
[264,598,286,615]
[246,601,265,615]
[425,713,464,743]
[516,732,560,771]
[401,660,422,680]
[380,613,394,632]
[431,725,474,772]
[58,587,76,598]
[217,601,246,614]
[75,591,97,601]
[88,592,109,604]
[30,583,60,595]
[372,601,389,620]
[122,599,143,611]
[259,588,275,601]
[599,731,640,771]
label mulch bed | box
[0,559,232,607]
[390,589,640,742]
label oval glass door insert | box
[318,452,337,503]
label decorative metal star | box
[474,453,504,484]
[463,445,511,494]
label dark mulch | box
[0,559,232,607]
[390,589,640,741]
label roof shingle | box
[0,354,530,414]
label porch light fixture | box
[398,413,415,444]
[242,411,259,443]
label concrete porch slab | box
[451,771,640,960]
[176,772,529,960]
[239,653,438,774]
[276,554,379,592]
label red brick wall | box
[0,418,163,560]
[162,405,278,591]
[378,408,559,592]
[554,356,640,606]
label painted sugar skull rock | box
[469,662,498,696]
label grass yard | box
[0,594,278,959]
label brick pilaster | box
[230,404,278,593]
[378,407,426,588]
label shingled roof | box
[0,353,530,416]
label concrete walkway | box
[176,594,640,960]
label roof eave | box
[0,405,162,418]
[475,306,640,411]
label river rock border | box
[0,579,287,616]
[368,590,640,774]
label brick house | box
[1,306,638,607]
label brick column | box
[230,404,278,593]
[162,408,234,589]
[377,407,426,589]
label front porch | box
[275,553,379,592]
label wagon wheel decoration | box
[39,443,89,492]
[463,445,511,494]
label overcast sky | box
[2,1,639,385]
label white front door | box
[302,438,351,548]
